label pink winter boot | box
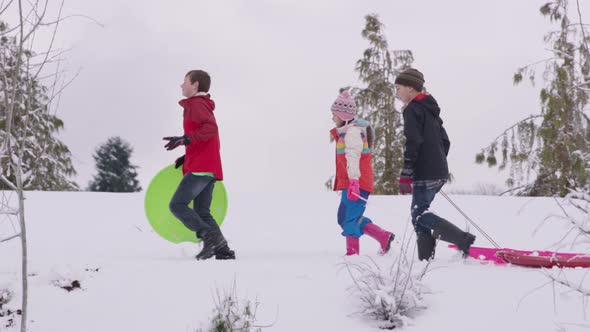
[346,236,359,256]
[364,223,395,254]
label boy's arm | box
[344,126,363,180]
[186,101,218,141]
[402,106,424,174]
[441,125,450,156]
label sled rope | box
[440,190,502,249]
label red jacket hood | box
[178,94,216,111]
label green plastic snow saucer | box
[144,164,228,243]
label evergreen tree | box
[354,14,414,195]
[88,137,141,192]
[0,21,78,191]
[476,0,590,197]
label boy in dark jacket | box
[164,69,235,260]
[395,68,475,261]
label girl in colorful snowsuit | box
[330,89,395,255]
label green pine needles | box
[477,0,590,196]
[353,14,415,195]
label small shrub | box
[342,226,431,329]
[198,281,272,332]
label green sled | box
[144,164,228,243]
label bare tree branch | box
[499,184,528,196]
[0,233,20,243]
[516,56,559,72]
[0,0,15,16]
[545,47,577,61]
[576,0,590,57]
[20,0,48,44]
[31,0,63,80]
[481,114,544,151]
[544,271,590,297]
[0,24,21,36]
[517,280,554,311]
[0,176,18,191]
[38,13,104,28]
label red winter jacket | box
[330,121,374,193]
[178,95,223,180]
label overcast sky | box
[5,0,589,194]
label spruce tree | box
[0,21,78,191]
[354,14,414,195]
[88,137,141,192]
[476,0,590,197]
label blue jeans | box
[169,174,220,239]
[411,182,445,236]
[337,189,372,238]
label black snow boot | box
[431,219,476,258]
[215,246,236,260]
[416,232,436,261]
[196,231,228,261]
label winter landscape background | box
[8,0,582,192]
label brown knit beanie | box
[394,68,425,92]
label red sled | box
[449,245,590,268]
[495,251,590,268]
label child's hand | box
[347,179,361,201]
[399,168,413,194]
[163,135,190,151]
[399,176,412,194]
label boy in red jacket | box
[164,70,235,260]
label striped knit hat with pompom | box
[331,89,356,121]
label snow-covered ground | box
[1,190,589,331]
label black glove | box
[175,155,185,169]
[163,135,190,151]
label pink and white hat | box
[331,89,357,121]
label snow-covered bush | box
[561,192,590,244]
[543,191,590,252]
[342,228,430,329]
[535,190,590,330]
[198,282,270,332]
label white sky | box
[5,0,590,193]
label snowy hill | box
[0,191,589,331]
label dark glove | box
[163,135,190,151]
[175,155,185,169]
[399,169,413,195]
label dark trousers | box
[411,182,445,236]
[169,174,220,239]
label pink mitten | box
[347,179,361,201]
